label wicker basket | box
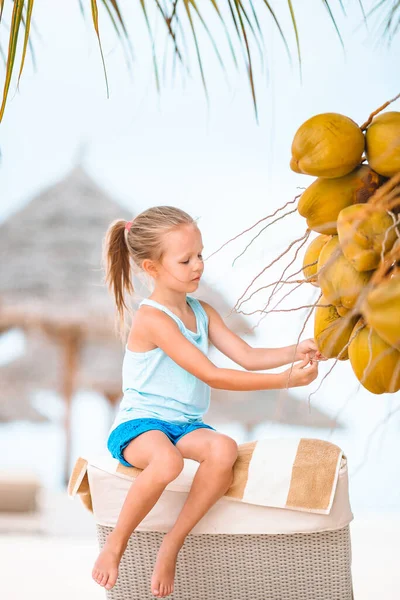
[97,523,354,600]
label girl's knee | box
[150,452,184,484]
[209,436,238,468]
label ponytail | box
[102,219,133,341]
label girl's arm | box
[145,309,318,391]
[199,300,321,370]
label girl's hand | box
[282,354,319,388]
[295,338,327,362]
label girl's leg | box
[150,429,238,598]
[92,430,184,591]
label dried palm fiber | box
[337,203,399,272]
[290,113,365,178]
[317,236,373,309]
[297,165,381,234]
[348,318,400,394]
[365,111,400,177]
[314,295,358,360]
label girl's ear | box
[142,258,159,278]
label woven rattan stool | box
[68,441,354,600]
[96,524,354,600]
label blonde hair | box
[102,205,198,340]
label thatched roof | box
[0,165,132,335]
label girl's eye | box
[181,254,203,264]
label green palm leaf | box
[0,0,24,121]
[18,0,34,86]
[90,0,109,98]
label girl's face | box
[155,224,204,290]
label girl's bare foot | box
[151,533,182,598]
[92,537,125,591]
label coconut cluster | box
[291,111,400,394]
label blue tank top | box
[109,295,211,433]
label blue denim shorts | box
[107,418,217,467]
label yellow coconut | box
[318,236,373,309]
[298,165,381,234]
[365,111,400,178]
[337,203,399,271]
[361,273,400,349]
[349,319,400,394]
[302,235,331,284]
[336,305,350,316]
[290,113,365,178]
[314,295,358,359]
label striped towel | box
[68,437,345,516]
[224,437,344,515]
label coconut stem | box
[261,230,311,306]
[360,91,400,131]
[231,208,299,267]
[228,228,310,317]
[233,259,318,310]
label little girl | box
[92,205,321,598]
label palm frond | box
[322,0,345,48]
[287,0,301,80]
[140,0,161,93]
[17,0,34,87]
[108,0,134,61]
[2,0,399,123]
[101,0,135,79]
[234,1,258,120]
[0,0,24,121]
[182,0,208,100]
[366,0,400,39]
[208,0,239,69]
[90,0,109,98]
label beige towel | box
[68,437,345,516]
